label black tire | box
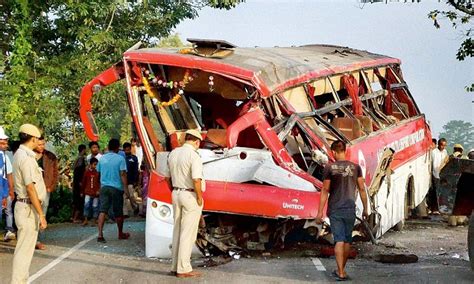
[469,211,474,270]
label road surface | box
[1,218,473,283]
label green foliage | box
[0,0,242,170]
[438,120,474,154]
[428,1,472,91]
[156,33,187,48]
[47,185,73,223]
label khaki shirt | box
[167,143,203,189]
[13,144,47,202]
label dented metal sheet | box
[156,147,316,191]
[253,161,316,192]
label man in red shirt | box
[81,157,100,226]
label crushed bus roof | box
[124,44,400,96]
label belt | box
[17,198,32,204]
[173,188,194,192]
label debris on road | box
[373,254,418,264]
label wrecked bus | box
[79,39,432,258]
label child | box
[138,162,150,218]
[81,157,100,226]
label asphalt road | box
[1,219,473,283]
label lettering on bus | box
[282,202,305,210]
[377,129,425,159]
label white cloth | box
[135,146,143,168]
[3,151,13,175]
[86,153,103,164]
[431,148,448,179]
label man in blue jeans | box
[316,140,368,281]
[96,138,129,243]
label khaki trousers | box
[123,184,138,216]
[171,190,202,274]
[11,202,39,284]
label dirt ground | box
[250,216,469,261]
[357,217,470,262]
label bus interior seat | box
[169,131,187,149]
[206,129,227,148]
[331,117,362,141]
[142,116,163,152]
[392,102,409,121]
[355,115,373,134]
[170,130,221,149]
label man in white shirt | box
[428,138,448,214]
[0,126,15,240]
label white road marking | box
[28,233,97,283]
[311,257,326,271]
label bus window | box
[188,97,203,127]
[140,92,167,149]
[360,70,395,127]
[387,66,419,117]
[278,117,328,180]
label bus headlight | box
[158,205,171,218]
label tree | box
[428,1,473,91]
[438,120,474,154]
[0,0,243,156]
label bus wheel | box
[469,211,474,270]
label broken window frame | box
[327,76,357,120]
[360,69,395,127]
[276,113,330,177]
[387,65,420,116]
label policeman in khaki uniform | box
[166,129,204,278]
[11,124,47,284]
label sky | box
[174,0,473,138]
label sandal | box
[97,236,107,243]
[35,242,46,250]
[118,232,130,240]
[332,270,349,281]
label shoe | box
[118,232,130,240]
[169,271,177,276]
[97,236,107,243]
[3,231,16,241]
[176,271,201,278]
[81,220,88,227]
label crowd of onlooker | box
[71,139,150,226]
[1,123,154,282]
[1,125,150,246]
[428,137,474,215]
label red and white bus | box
[79,40,432,257]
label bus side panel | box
[147,171,324,219]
